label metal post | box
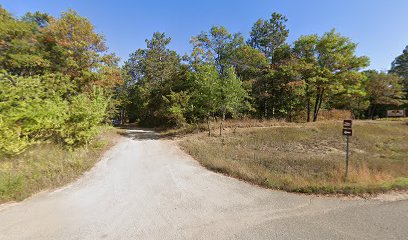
[345,135,349,180]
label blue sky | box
[2,0,408,70]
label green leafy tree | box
[364,71,405,119]
[0,6,119,155]
[144,32,180,85]
[268,58,306,121]
[219,66,251,134]
[230,45,269,81]
[61,87,109,147]
[120,50,146,122]
[122,32,184,126]
[293,30,369,121]
[390,46,408,101]
[21,11,51,28]
[0,70,110,154]
[248,12,289,62]
[190,26,251,124]
[247,13,289,118]
[0,72,69,154]
[189,64,249,135]
[313,30,369,121]
[163,91,192,128]
[327,73,369,120]
[292,34,319,121]
[189,64,221,135]
[190,26,244,73]
[252,44,297,119]
[0,7,49,76]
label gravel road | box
[0,129,407,240]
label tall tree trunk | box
[207,116,212,137]
[264,100,268,118]
[219,119,223,136]
[220,108,226,136]
[316,89,324,120]
[370,104,377,120]
[313,90,320,122]
[313,88,324,122]
[355,99,362,119]
[263,53,273,118]
[306,84,311,122]
[264,82,268,118]
[288,110,292,122]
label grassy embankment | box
[180,119,408,195]
[0,126,121,203]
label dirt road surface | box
[0,130,407,240]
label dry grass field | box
[180,119,408,195]
[0,126,121,203]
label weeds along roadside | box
[0,126,122,204]
[179,120,408,195]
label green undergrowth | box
[0,126,120,203]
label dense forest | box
[118,13,407,127]
[1,7,407,155]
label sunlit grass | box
[180,120,408,195]
[0,126,120,203]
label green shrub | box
[60,88,109,147]
[0,118,29,154]
[0,72,109,155]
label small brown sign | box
[387,110,406,117]
[343,128,352,136]
[343,120,352,128]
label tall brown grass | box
[180,120,408,195]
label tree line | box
[119,12,407,130]
[1,7,407,154]
[0,7,121,155]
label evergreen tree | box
[390,46,408,101]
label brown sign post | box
[343,120,352,179]
[342,128,352,136]
[343,120,352,129]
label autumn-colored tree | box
[40,10,121,92]
[0,7,49,76]
[0,7,119,155]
